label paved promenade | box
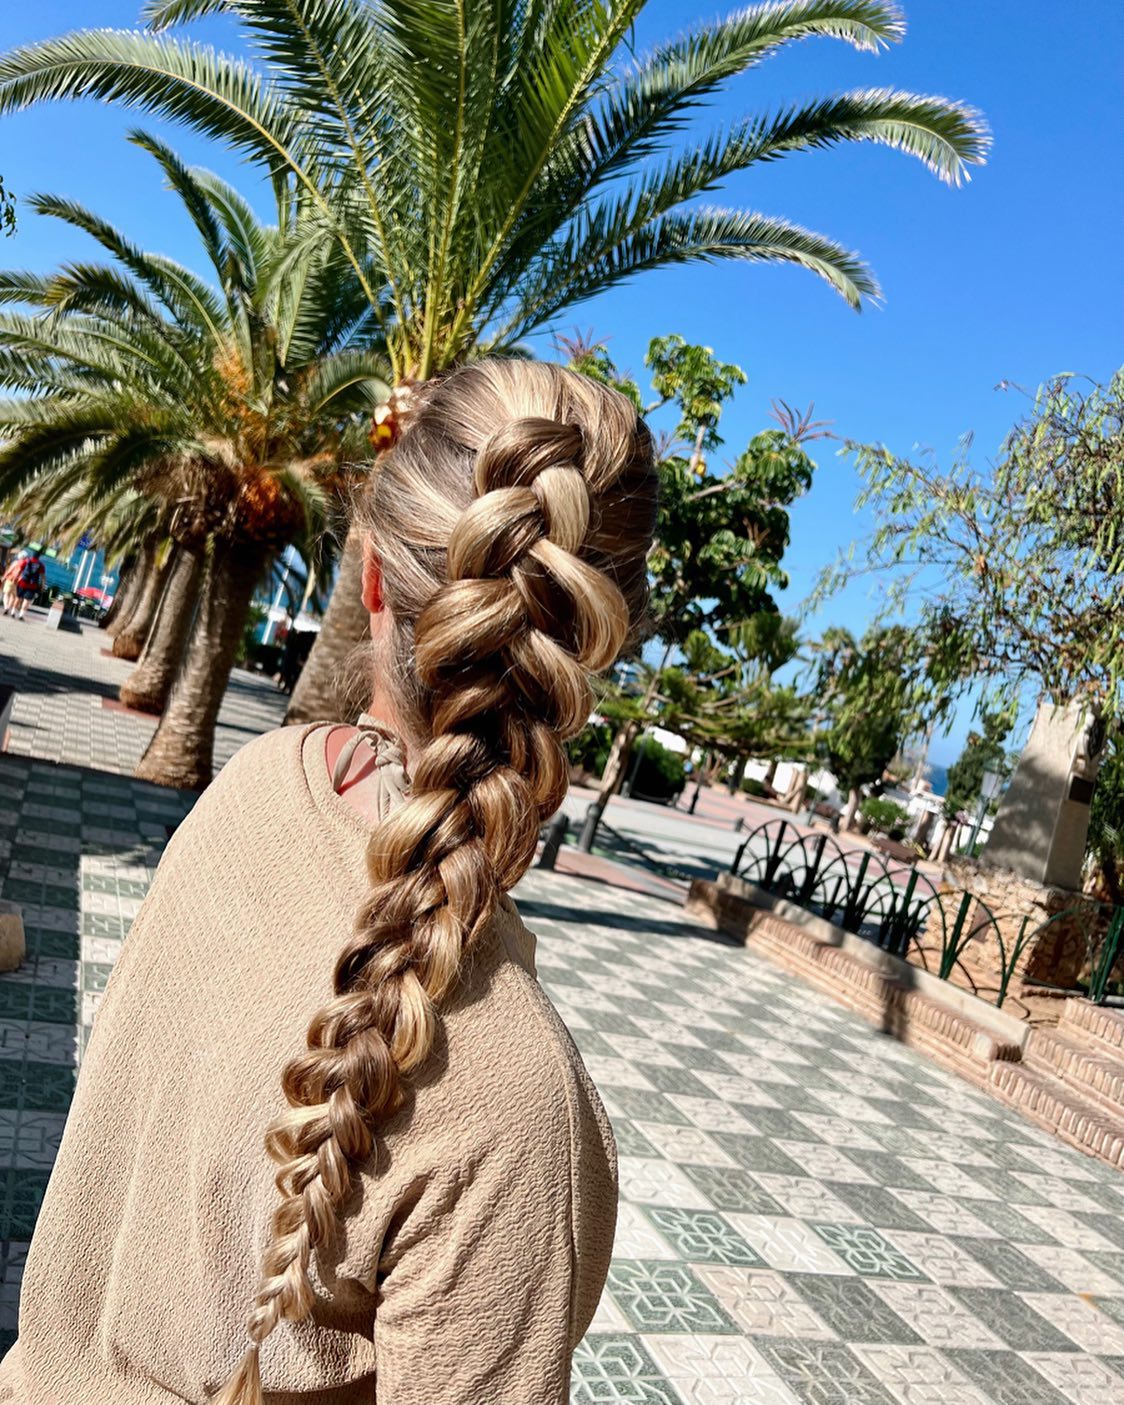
[0,615,1122,1403]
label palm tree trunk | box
[99,552,137,633]
[283,523,369,725]
[111,547,168,660]
[105,543,155,640]
[119,547,203,714]
[134,543,267,790]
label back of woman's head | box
[215,359,657,1403]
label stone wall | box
[938,857,1106,991]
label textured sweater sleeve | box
[366,976,615,1405]
[372,1147,573,1403]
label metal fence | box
[730,819,1124,1009]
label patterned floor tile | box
[641,1208,763,1268]
[754,1338,899,1405]
[667,1095,759,1135]
[1016,1205,1118,1253]
[1015,1244,1124,1295]
[753,1164,867,1213]
[692,1268,834,1341]
[789,1113,883,1150]
[618,1158,715,1211]
[850,1344,993,1405]
[0,1111,68,1170]
[948,1286,1079,1352]
[784,1274,922,1345]
[878,1232,1000,1287]
[867,1283,1005,1350]
[809,1224,926,1281]
[891,1191,1000,1239]
[1018,1294,1124,1354]
[606,1261,739,1335]
[773,1141,875,1185]
[945,1237,1064,1293]
[644,1334,802,1405]
[826,1183,932,1232]
[1021,1353,1124,1405]
[571,1334,685,1404]
[709,1133,806,1176]
[615,1202,680,1261]
[723,1216,853,1277]
[678,1164,786,1216]
[945,1349,1071,1404]
[633,1123,737,1168]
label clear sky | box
[0,1,1121,762]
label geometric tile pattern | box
[0,620,1123,1401]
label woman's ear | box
[361,544,384,615]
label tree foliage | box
[811,625,929,795]
[1088,737,1124,904]
[0,174,14,236]
[822,370,1124,722]
[0,135,386,565]
[0,0,989,383]
[943,706,1013,821]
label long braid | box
[214,364,656,1402]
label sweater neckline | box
[298,721,409,839]
[293,722,538,977]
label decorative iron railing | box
[730,819,1124,1010]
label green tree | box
[813,625,927,830]
[0,138,387,787]
[0,0,989,722]
[574,337,820,842]
[819,370,1124,830]
[1087,738,1124,904]
[823,371,1124,720]
[943,707,1012,821]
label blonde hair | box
[215,360,657,1401]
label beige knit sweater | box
[0,724,617,1404]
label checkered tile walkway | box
[0,752,1122,1401]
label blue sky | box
[0,0,1121,762]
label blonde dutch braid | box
[214,362,656,1403]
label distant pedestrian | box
[13,551,45,619]
[0,552,23,616]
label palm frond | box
[496,207,879,346]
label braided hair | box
[214,360,657,1402]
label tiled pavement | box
[0,607,286,774]
[1,773,1122,1404]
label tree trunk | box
[99,553,137,633]
[111,547,169,660]
[119,548,204,714]
[283,524,369,725]
[841,786,862,832]
[727,755,747,795]
[105,544,155,640]
[135,543,267,790]
[786,767,809,813]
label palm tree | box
[0,0,989,721]
[0,135,388,786]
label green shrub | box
[566,721,613,778]
[860,796,910,840]
[631,737,686,802]
[741,777,767,797]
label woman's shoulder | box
[447,900,615,1163]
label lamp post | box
[967,768,1002,856]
